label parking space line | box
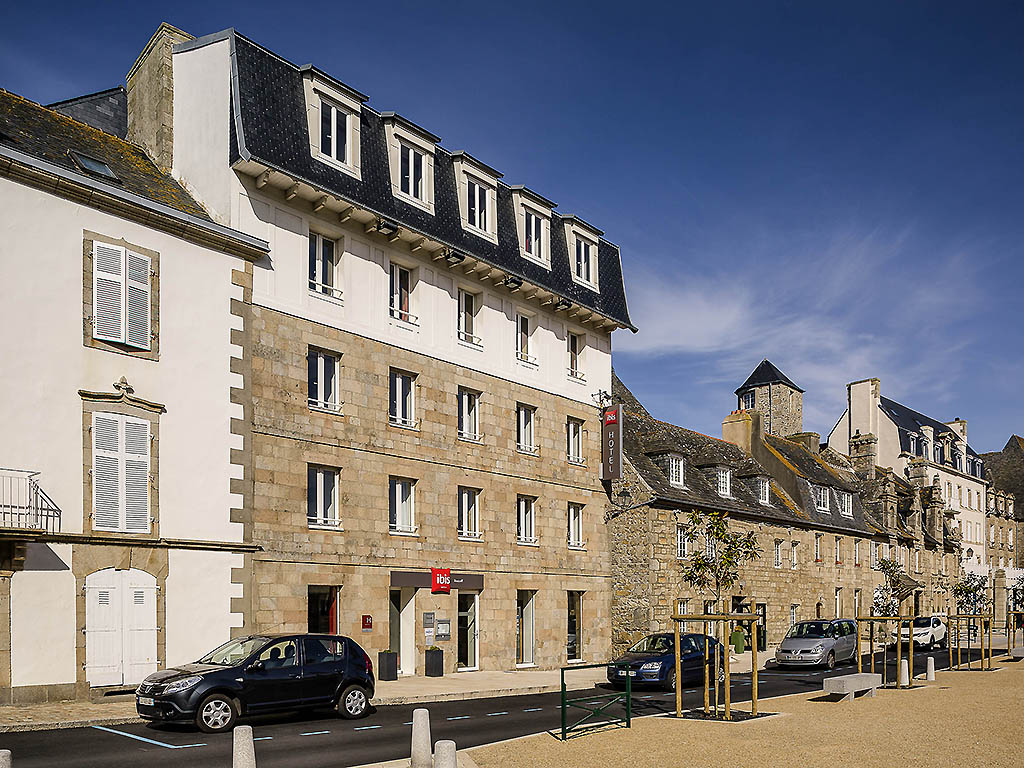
[523,707,542,712]
[447,715,471,721]
[253,737,273,741]
[403,721,414,725]
[300,730,331,736]
[354,725,381,731]
[486,712,508,717]
[90,725,206,750]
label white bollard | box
[233,725,256,768]
[434,740,458,768]
[0,749,11,768]
[410,708,432,768]
[926,656,935,681]
[899,658,910,687]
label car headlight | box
[640,661,663,671]
[162,675,203,694]
[810,644,825,654]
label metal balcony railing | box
[0,469,61,533]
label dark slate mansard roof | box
[221,30,633,330]
[879,396,982,461]
[47,87,128,139]
[735,359,804,395]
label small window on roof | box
[69,150,119,182]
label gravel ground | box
[470,662,1024,768]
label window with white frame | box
[791,541,798,568]
[835,536,842,564]
[516,313,535,364]
[839,491,853,518]
[566,417,585,465]
[814,533,822,562]
[813,485,830,511]
[914,549,920,572]
[668,455,685,487]
[774,540,782,568]
[677,599,689,631]
[307,465,340,528]
[91,412,151,533]
[872,542,880,568]
[92,242,152,350]
[567,502,584,548]
[457,387,481,441]
[466,177,490,234]
[990,524,996,544]
[458,486,481,539]
[307,348,341,413]
[516,403,537,453]
[308,232,342,299]
[676,524,689,559]
[319,98,349,164]
[740,391,755,411]
[573,236,597,288]
[517,495,537,544]
[567,332,585,380]
[389,477,416,533]
[854,539,861,566]
[717,468,732,497]
[389,263,415,323]
[457,289,480,345]
[399,143,425,201]
[524,209,544,262]
[704,533,716,558]
[758,477,771,505]
[389,369,417,428]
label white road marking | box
[253,737,273,741]
[486,712,508,717]
[354,725,381,731]
[300,730,331,736]
[90,725,205,750]
[523,707,543,712]
[447,715,471,721]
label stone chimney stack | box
[722,409,764,457]
[926,480,944,541]
[849,430,878,480]
[945,418,968,443]
[906,457,930,489]
[126,23,193,173]
[847,378,880,450]
[787,432,821,455]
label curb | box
[370,681,592,707]
[0,715,143,733]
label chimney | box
[126,23,193,173]
[847,378,880,449]
[945,418,968,442]
[722,409,764,456]
[926,481,944,541]
[787,432,821,455]
[849,430,878,480]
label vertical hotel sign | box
[601,405,622,480]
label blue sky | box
[4,2,1022,452]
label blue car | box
[608,632,727,691]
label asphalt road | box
[0,647,994,768]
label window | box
[389,369,417,428]
[835,588,842,618]
[308,349,341,413]
[516,404,536,453]
[457,387,481,441]
[758,477,771,505]
[91,412,151,533]
[835,536,842,564]
[814,534,822,562]
[458,487,481,539]
[389,477,416,534]
[740,391,755,411]
[677,599,689,631]
[704,533,715,558]
[567,591,584,661]
[92,242,151,350]
[717,469,731,497]
[914,549,920,572]
[668,456,685,487]
[307,466,340,528]
[389,263,415,323]
[516,313,535,364]
[566,418,585,465]
[990,524,996,544]
[319,98,348,164]
[517,495,537,544]
[308,232,341,299]
[790,604,798,626]
[813,485,830,512]
[854,539,861,566]
[567,332,585,380]
[568,502,584,548]
[399,143,425,201]
[1010,529,1015,550]
[573,236,597,287]
[872,542,880,568]
[839,491,853,518]
[774,540,782,568]
[791,541,798,568]
[524,209,544,262]
[70,150,119,182]
[457,290,480,345]
[467,177,490,233]
[908,434,917,455]
[676,525,689,559]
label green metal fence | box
[559,662,632,740]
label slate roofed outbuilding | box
[734,359,804,395]
[222,30,633,330]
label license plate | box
[138,696,154,707]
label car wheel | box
[338,684,369,719]
[664,669,676,692]
[825,651,836,670]
[195,693,237,733]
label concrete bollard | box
[926,656,936,681]
[410,708,432,768]
[233,725,256,768]
[0,749,11,768]
[899,658,910,688]
[434,740,458,768]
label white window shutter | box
[92,413,122,530]
[123,417,151,533]
[93,243,126,343]
[125,252,151,350]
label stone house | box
[982,435,1024,574]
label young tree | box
[952,573,991,614]
[679,509,762,613]
[872,558,904,616]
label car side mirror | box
[246,661,265,674]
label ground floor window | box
[516,590,536,665]
[677,599,688,631]
[308,585,340,634]
[567,591,584,661]
[790,604,798,626]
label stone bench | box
[1010,647,1024,660]
[822,673,882,702]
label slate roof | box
[0,89,210,220]
[981,435,1024,518]
[879,396,982,461]
[735,359,804,395]
[224,31,633,330]
[47,87,127,138]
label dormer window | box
[320,98,349,164]
[758,477,771,505]
[303,69,365,179]
[453,152,501,243]
[467,177,490,233]
[740,391,755,411]
[908,434,917,455]
[668,455,685,487]
[717,469,732,497]
[382,112,438,214]
[574,237,597,287]
[564,217,602,290]
[400,144,425,201]
[525,210,544,260]
[839,491,853,518]
[512,187,555,268]
[813,485,830,512]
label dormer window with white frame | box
[813,484,830,512]
[453,151,501,244]
[839,491,853,518]
[668,455,685,488]
[740,391,755,411]
[320,98,350,165]
[382,113,438,214]
[512,187,555,268]
[758,477,771,505]
[303,69,365,180]
[717,468,732,498]
[574,237,596,286]
[564,217,602,291]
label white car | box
[898,616,947,649]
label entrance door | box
[516,590,535,665]
[85,568,157,687]
[755,603,767,651]
[308,585,340,633]
[390,588,416,675]
[457,592,479,670]
[566,591,583,662]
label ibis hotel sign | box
[601,405,622,480]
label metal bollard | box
[232,725,256,768]
[926,656,935,681]
[0,749,11,768]
[899,658,910,688]
[434,740,458,768]
[410,708,432,768]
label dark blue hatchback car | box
[608,632,726,690]
[136,634,375,733]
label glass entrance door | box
[457,592,478,670]
[516,590,535,665]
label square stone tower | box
[734,359,804,437]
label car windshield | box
[912,618,932,628]
[628,635,673,654]
[787,622,830,639]
[198,636,269,666]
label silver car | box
[775,619,857,670]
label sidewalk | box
[0,667,606,732]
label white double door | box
[85,568,158,687]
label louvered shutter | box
[123,417,151,533]
[93,243,126,343]
[124,251,151,350]
[92,413,122,530]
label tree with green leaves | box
[872,558,904,616]
[952,573,991,614]
[678,509,762,613]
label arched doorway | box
[85,568,157,687]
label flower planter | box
[377,651,398,681]
[425,648,444,677]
